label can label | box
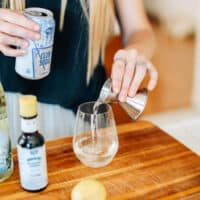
[17,145,48,190]
[15,8,55,80]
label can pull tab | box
[98,78,148,120]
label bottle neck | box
[21,115,38,133]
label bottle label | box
[17,145,48,190]
[0,131,12,174]
[21,117,37,133]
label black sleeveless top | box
[0,0,106,112]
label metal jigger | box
[98,78,148,120]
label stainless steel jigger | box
[98,78,148,120]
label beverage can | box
[15,7,55,80]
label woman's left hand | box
[111,49,158,102]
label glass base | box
[0,167,14,183]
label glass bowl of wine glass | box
[73,102,118,168]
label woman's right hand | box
[0,8,40,57]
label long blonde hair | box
[5,0,114,83]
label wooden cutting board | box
[1,121,200,200]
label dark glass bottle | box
[17,95,48,192]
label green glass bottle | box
[0,82,13,182]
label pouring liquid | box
[74,100,118,168]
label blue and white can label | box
[15,7,55,80]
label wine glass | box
[73,102,118,168]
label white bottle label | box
[21,117,37,133]
[17,145,48,191]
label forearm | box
[123,28,156,59]
[111,0,158,100]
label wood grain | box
[1,121,200,200]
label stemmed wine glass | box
[73,102,118,168]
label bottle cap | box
[19,95,37,117]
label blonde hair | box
[5,0,114,83]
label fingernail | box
[34,34,41,40]
[113,87,119,93]
[119,95,126,102]
[112,82,119,93]
[21,49,27,54]
[22,41,29,48]
[148,85,154,91]
[129,91,135,98]
[34,24,40,31]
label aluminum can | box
[15,7,55,80]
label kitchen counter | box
[1,121,200,199]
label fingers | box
[112,49,158,102]
[111,50,127,93]
[111,59,125,93]
[0,20,40,40]
[0,31,29,57]
[0,32,28,48]
[0,44,26,57]
[147,64,158,90]
[0,9,40,40]
[118,49,138,102]
[0,9,40,57]
[0,8,40,31]
[128,65,146,97]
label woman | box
[0,0,158,144]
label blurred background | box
[106,0,200,154]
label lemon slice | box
[71,179,107,200]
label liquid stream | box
[74,100,118,167]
